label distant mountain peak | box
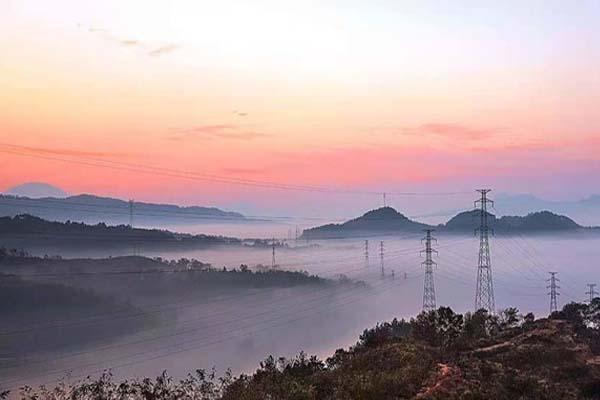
[302,206,429,239]
[4,182,68,198]
[360,206,409,220]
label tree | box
[358,318,412,348]
[412,307,463,348]
[498,307,520,330]
[462,309,492,342]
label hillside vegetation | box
[7,301,600,399]
[0,214,242,251]
[302,206,595,239]
[0,251,348,303]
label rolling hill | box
[301,207,430,239]
[0,193,246,226]
[0,214,243,251]
[302,207,597,239]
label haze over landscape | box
[2,1,600,399]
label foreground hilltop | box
[8,302,600,399]
[302,206,596,239]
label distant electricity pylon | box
[128,199,136,256]
[474,189,495,314]
[382,192,387,207]
[364,240,369,268]
[547,272,560,314]
[586,283,598,303]
[421,229,437,312]
[271,238,276,269]
[128,199,134,228]
[380,241,384,278]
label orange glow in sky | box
[1,0,599,213]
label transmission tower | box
[586,283,598,303]
[364,240,369,268]
[380,241,384,277]
[128,199,136,256]
[421,229,438,312]
[547,272,560,314]
[271,238,276,269]
[383,192,387,207]
[474,189,495,314]
[128,199,134,227]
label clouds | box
[417,123,498,141]
[119,39,140,47]
[219,167,267,176]
[400,123,501,141]
[148,44,179,57]
[168,125,271,141]
[85,26,179,57]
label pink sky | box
[1,0,599,216]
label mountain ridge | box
[302,206,597,239]
[0,193,246,226]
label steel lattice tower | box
[421,229,437,312]
[364,240,369,268]
[586,283,598,303]
[547,272,560,314]
[128,199,137,256]
[475,189,495,314]
[271,238,276,269]
[128,199,134,228]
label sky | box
[1,0,599,217]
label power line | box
[0,198,464,228]
[0,243,430,337]
[0,254,381,338]
[0,144,472,197]
[509,234,580,300]
[2,277,409,390]
[0,272,383,368]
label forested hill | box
[0,194,246,226]
[0,214,242,250]
[302,207,596,239]
[301,207,430,239]
[443,209,586,232]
